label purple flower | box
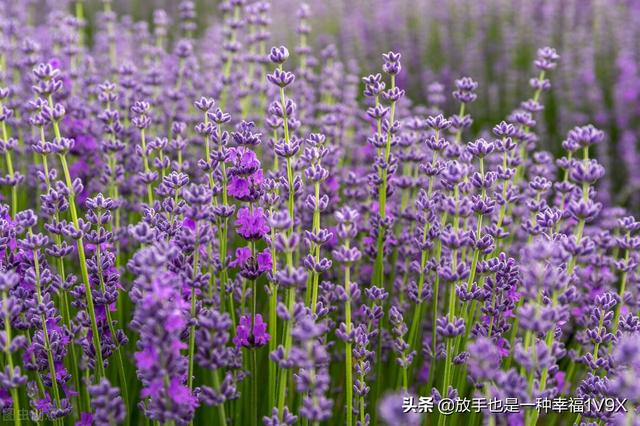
[165,310,188,332]
[378,392,421,426]
[234,207,270,240]
[230,247,252,268]
[75,412,93,426]
[1,213,16,252]
[228,170,264,200]
[34,394,53,414]
[233,148,261,173]
[228,176,251,199]
[227,147,264,200]
[130,245,196,423]
[168,378,198,409]
[257,250,272,272]
[182,217,196,231]
[233,314,271,348]
[88,379,126,425]
[135,345,159,370]
[269,46,290,64]
[141,379,164,400]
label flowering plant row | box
[0,1,639,426]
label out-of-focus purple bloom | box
[378,392,422,426]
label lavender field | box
[1,0,640,425]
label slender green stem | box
[344,239,353,426]
[31,239,62,414]
[452,159,486,384]
[611,233,630,336]
[309,179,321,314]
[252,349,257,426]
[95,242,129,414]
[276,251,295,421]
[214,122,233,327]
[279,69,295,236]
[212,370,227,426]
[380,75,396,205]
[407,146,440,355]
[58,152,106,379]
[454,103,465,145]
[439,274,457,403]
[267,209,278,411]
[188,222,200,392]
[2,290,21,426]
[439,183,461,426]
[428,210,448,351]
[139,129,154,207]
[0,110,17,217]
[373,75,397,291]
[276,287,295,418]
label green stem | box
[59,154,105,379]
[612,235,630,336]
[344,240,353,426]
[188,222,200,392]
[309,180,321,314]
[252,349,257,426]
[282,106,294,236]
[212,370,227,426]
[139,129,154,207]
[267,209,278,411]
[2,290,21,426]
[215,122,233,327]
[276,244,296,419]
[407,147,440,356]
[439,184,461,426]
[373,75,397,291]
[0,114,17,217]
[95,243,129,414]
[31,240,62,414]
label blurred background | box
[11,0,640,207]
